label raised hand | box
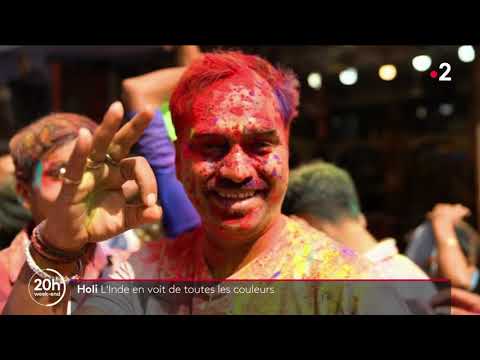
[427,203,471,226]
[41,102,162,253]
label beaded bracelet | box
[24,238,83,284]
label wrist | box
[436,236,459,248]
[41,221,86,254]
[431,219,458,246]
[30,245,79,277]
[431,217,455,232]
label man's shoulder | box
[389,253,430,280]
[285,216,353,255]
[284,216,374,278]
[369,238,430,279]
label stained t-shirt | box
[77,216,412,315]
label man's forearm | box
[432,220,475,289]
[178,46,202,66]
[121,67,186,111]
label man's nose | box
[219,145,255,184]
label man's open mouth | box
[208,189,267,215]
[215,190,257,200]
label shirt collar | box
[363,238,399,264]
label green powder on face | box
[32,162,43,190]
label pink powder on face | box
[229,107,244,116]
[177,73,290,241]
[41,175,58,189]
[39,159,62,190]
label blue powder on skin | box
[32,161,43,190]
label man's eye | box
[248,142,273,154]
[201,144,228,157]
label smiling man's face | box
[176,73,290,244]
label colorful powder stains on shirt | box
[126,216,372,281]
[111,216,379,315]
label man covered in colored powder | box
[4,52,412,315]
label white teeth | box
[217,191,255,199]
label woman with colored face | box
[10,114,99,226]
[0,112,152,313]
[0,114,97,313]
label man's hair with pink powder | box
[170,51,300,133]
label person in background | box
[427,203,479,293]
[0,152,31,304]
[2,45,203,311]
[0,83,15,139]
[0,153,32,250]
[283,160,430,280]
[8,52,52,130]
[122,45,202,238]
[0,110,152,313]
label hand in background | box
[431,287,480,315]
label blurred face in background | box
[0,155,15,184]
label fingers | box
[90,102,124,162]
[428,203,471,223]
[433,306,475,315]
[456,204,471,218]
[450,288,480,312]
[431,288,480,314]
[122,180,141,205]
[124,204,163,230]
[451,306,480,315]
[120,157,157,208]
[449,204,470,224]
[57,128,93,202]
[108,107,154,162]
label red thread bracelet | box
[30,221,89,264]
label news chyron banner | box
[58,280,450,315]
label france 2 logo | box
[430,63,452,82]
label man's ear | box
[16,181,32,210]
